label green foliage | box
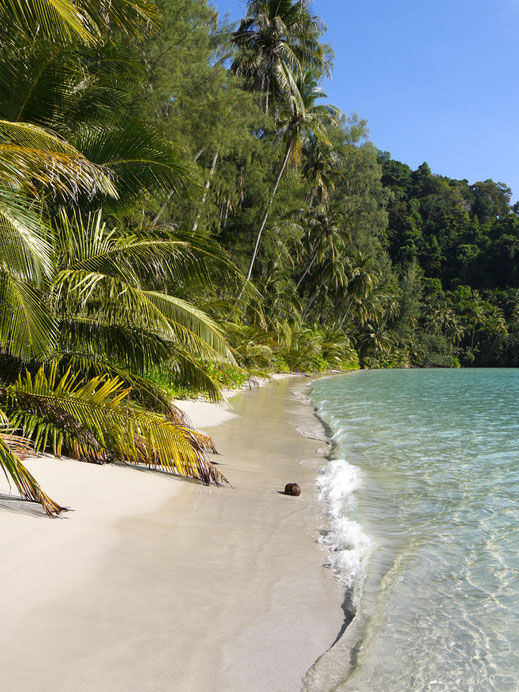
[3,362,227,483]
[276,325,358,373]
[3,0,519,516]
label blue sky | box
[212,0,519,199]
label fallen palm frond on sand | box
[0,363,226,516]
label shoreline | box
[301,372,367,691]
[0,376,345,692]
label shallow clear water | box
[310,369,519,692]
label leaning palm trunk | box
[296,247,320,291]
[338,298,355,329]
[321,296,341,325]
[192,149,219,233]
[245,142,292,283]
[302,276,326,321]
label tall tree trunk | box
[264,74,270,114]
[301,277,326,321]
[192,149,219,233]
[339,298,354,329]
[222,197,230,228]
[322,296,341,325]
[245,142,291,283]
[152,147,206,225]
[295,247,320,291]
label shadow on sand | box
[0,493,49,518]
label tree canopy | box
[1,0,518,514]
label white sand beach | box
[0,377,343,692]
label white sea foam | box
[317,458,373,593]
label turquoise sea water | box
[309,369,519,691]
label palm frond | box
[0,0,160,46]
[0,0,95,44]
[53,270,232,362]
[0,41,83,128]
[53,210,248,301]
[0,120,117,199]
[73,122,193,204]
[0,187,52,279]
[0,421,64,516]
[4,363,227,485]
[0,272,56,359]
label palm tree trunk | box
[152,147,206,225]
[245,142,291,283]
[301,277,326,321]
[322,296,341,325]
[192,149,219,233]
[339,299,354,329]
[222,198,230,228]
[295,247,319,291]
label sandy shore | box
[0,377,343,692]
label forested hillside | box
[0,0,517,512]
[137,0,518,371]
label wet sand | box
[0,378,343,691]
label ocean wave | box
[317,458,373,594]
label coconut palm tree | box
[243,71,339,283]
[0,0,240,515]
[231,0,331,115]
[301,134,339,207]
[0,208,240,514]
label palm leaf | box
[0,187,52,279]
[54,324,225,402]
[0,120,117,199]
[0,415,64,516]
[0,272,56,359]
[54,272,232,361]
[0,0,94,44]
[5,364,227,485]
[73,122,193,204]
[0,0,160,45]
[0,40,85,129]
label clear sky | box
[211,0,519,199]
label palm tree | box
[337,254,379,328]
[0,208,241,515]
[358,322,394,363]
[0,0,241,514]
[301,134,338,207]
[424,303,464,344]
[296,203,346,292]
[231,0,331,115]
[243,71,339,283]
[50,210,236,400]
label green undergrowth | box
[148,325,362,401]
